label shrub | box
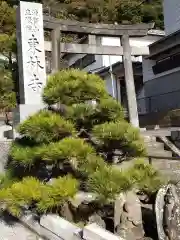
[10,137,105,172]
[0,170,17,188]
[18,110,76,144]
[0,69,16,112]
[126,159,164,195]
[43,69,108,105]
[97,98,124,122]
[92,121,146,156]
[37,175,79,213]
[66,98,125,131]
[79,155,106,175]
[66,103,96,130]
[87,166,133,203]
[10,143,38,166]
[0,177,43,216]
[1,69,161,218]
[0,175,79,216]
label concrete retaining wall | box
[0,213,124,240]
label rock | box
[125,191,143,226]
[88,213,106,228]
[115,191,144,240]
[155,184,180,240]
[155,185,167,240]
[60,202,74,222]
[114,193,125,230]
[71,192,97,208]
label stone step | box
[147,149,172,158]
[146,146,165,154]
[142,129,171,137]
[145,142,164,149]
[143,136,157,142]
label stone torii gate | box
[44,16,153,128]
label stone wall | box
[150,158,180,181]
[0,139,12,173]
[0,120,13,173]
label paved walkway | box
[0,213,40,240]
[141,127,180,136]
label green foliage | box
[46,137,94,167]
[66,98,124,130]
[88,166,133,203]
[79,155,106,175]
[127,159,164,195]
[37,175,79,213]
[10,137,105,173]
[0,1,15,36]
[36,137,97,170]
[92,121,146,156]
[0,175,79,216]
[66,103,96,130]
[0,69,16,111]
[10,143,38,166]
[98,98,124,121]
[88,159,164,203]
[0,177,43,216]
[18,110,76,144]
[0,34,16,57]
[141,1,163,29]
[0,1,17,113]
[41,0,163,29]
[43,69,108,105]
[0,170,17,188]
[11,137,94,167]
[2,69,162,217]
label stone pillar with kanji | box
[14,1,46,133]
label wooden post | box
[51,28,61,73]
[121,35,139,128]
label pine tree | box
[0,1,16,120]
[0,69,163,221]
[43,0,163,29]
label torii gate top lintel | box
[44,15,154,37]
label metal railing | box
[137,90,180,114]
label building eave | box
[148,29,180,59]
[93,61,142,77]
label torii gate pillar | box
[122,35,139,128]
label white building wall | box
[163,0,180,35]
[101,35,161,67]
[104,73,117,98]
